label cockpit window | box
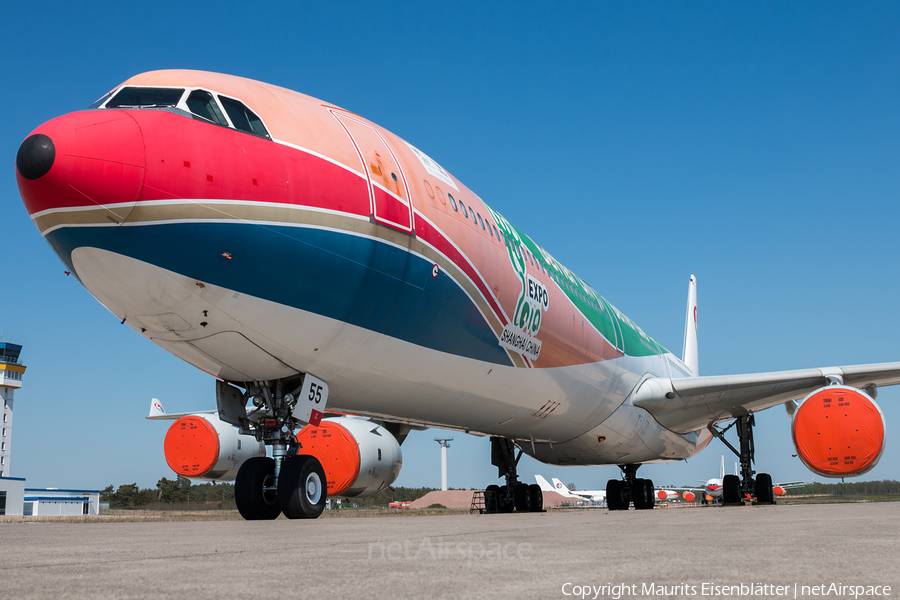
[186,90,228,126]
[220,96,270,139]
[106,87,185,108]
[89,91,114,109]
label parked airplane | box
[535,475,578,499]
[534,475,604,503]
[657,456,808,504]
[16,70,899,520]
[656,456,727,504]
[551,478,606,503]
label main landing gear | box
[606,464,655,510]
[484,437,543,513]
[221,378,329,520]
[709,413,775,505]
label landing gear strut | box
[222,377,329,519]
[486,437,543,513]
[708,413,774,505]
[606,464,654,510]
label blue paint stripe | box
[47,222,514,366]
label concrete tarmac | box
[1,502,897,599]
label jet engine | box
[790,385,886,478]
[295,416,402,498]
[164,414,265,481]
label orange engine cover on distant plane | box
[682,491,695,502]
[791,386,885,477]
[295,421,361,496]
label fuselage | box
[16,70,710,467]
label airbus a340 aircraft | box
[15,70,899,519]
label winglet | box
[682,275,699,375]
[148,398,166,419]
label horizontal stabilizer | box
[145,397,216,421]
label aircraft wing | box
[632,362,900,434]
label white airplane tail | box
[682,275,699,375]
[534,475,556,492]
[720,455,725,479]
[550,478,582,499]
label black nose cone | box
[17,134,56,180]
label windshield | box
[106,87,185,108]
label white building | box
[23,488,101,516]
[0,476,25,516]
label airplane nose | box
[16,134,55,180]
[16,110,145,224]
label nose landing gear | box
[222,378,329,520]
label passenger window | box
[448,193,458,211]
[459,200,469,219]
[477,213,486,230]
[186,90,228,126]
[106,87,185,108]
[220,96,271,139]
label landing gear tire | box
[723,474,741,505]
[528,484,543,512]
[498,485,515,513]
[485,484,500,513]
[514,482,532,512]
[633,478,655,510]
[631,479,653,510]
[235,456,281,520]
[278,455,327,519]
[606,479,626,510]
[755,472,775,504]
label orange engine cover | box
[791,386,885,477]
[295,421,361,496]
[164,416,219,477]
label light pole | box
[434,438,453,490]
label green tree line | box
[100,476,235,509]
[100,477,438,510]
[786,479,900,496]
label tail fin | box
[682,275,699,375]
[551,478,580,497]
[534,475,555,492]
[720,455,725,479]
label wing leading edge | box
[632,362,900,434]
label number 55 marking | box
[293,374,330,426]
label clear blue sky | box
[2,2,898,492]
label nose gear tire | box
[235,457,281,520]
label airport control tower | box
[0,343,26,478]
